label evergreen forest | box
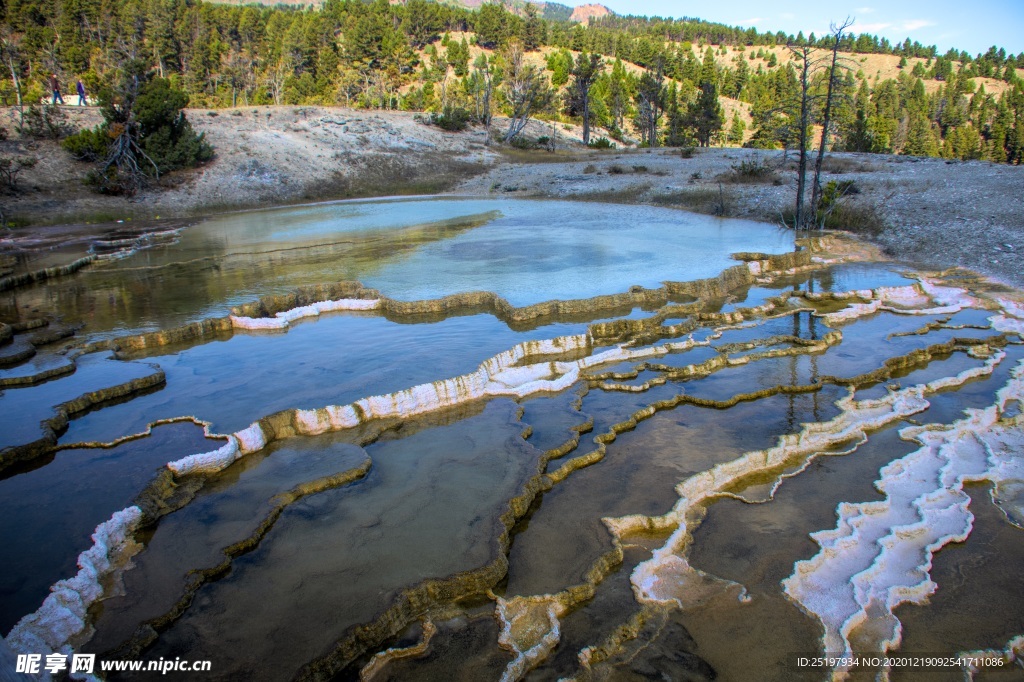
[1,0,1023,163]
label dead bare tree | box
[501,41,550,143]
[267,57,293,106]
[790,44,816,232]
[785,19,859,233]
[0,155,37,191]
[0,27,26,131]
[96,55,160,195]
[810,18,855,228]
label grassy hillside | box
[1,0,1021,162]
[206,0,580,21]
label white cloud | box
[855,6,875,13]
[856,22,893,32]
[780,12,796,20]
[902,19,936,31]
[736,17,766,25]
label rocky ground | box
[1,105,1023,287]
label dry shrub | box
[825,202,887,236]
[652,184,735,216]
[497,147,586,164]
[308,152,486,199]
[577,184,652,203]
[719,158,776,184]
[820,155,878,174]
[780,199,887,236]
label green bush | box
[509,136,537,149]
[19,104,74,139]
[429,106,470,131]
[588,136,615,149]
[721,158,776,183]
[817,180,860,210]
[136,78,213,172]
[62,127,109,161]
[61,73,213,193]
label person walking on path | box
[50,74,64,105]
[76,79,87,106]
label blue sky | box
[568,1,1024,56]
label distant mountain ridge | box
[568,3,612,23]
[400,0,611,22]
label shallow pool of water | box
[2,198,1021,682]
[0,198,791,340]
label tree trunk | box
[794,48,811,232]
[3,52,24,131]
[482,76,492,146]
[810,20,852,228]
[582,91,590,145]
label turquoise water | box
[0,198,791,339]
[58,313,590,445]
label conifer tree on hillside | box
[475,3,518,49]
[663,82,689,147]
[635,67,665,147]
[605,59,633,135]
[687,82,724,146]
[727,112,746,144]
[546,49,573,88]
[523,4,545,52]
[566,52,603,145]
[1,0,1021,162]
[700,47,719,89]
[62,59,212,196]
